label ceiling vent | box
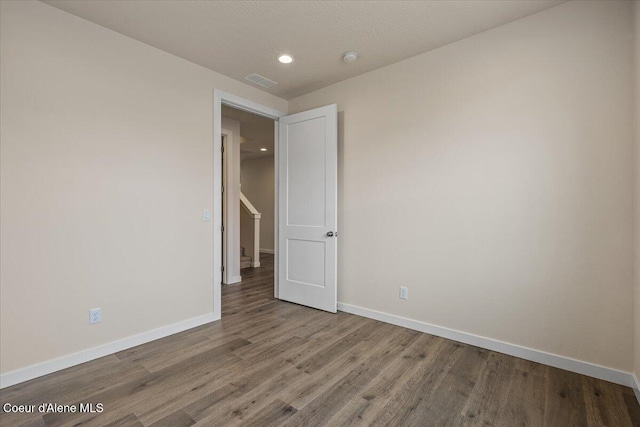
[245,73,278,88]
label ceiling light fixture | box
[278,54,293,64]
[260,148,267,152]
[342,51,358,63]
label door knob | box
[326,231,335,237]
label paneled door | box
[278,104,337,313]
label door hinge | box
[221,265,225,272]
[221,185,224,193]
[221,146,224,153]
[221,225,225,232]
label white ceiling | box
[44,0,566,100]
[222,105,275,162]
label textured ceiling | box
[44,0,566,100]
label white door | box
[278,104,337,313]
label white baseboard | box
[251,262,261,267]
[3,304,634,394]
[226,276,242,284]
[0,313,215,389]
[260,248,275,254]
[337,302,635,389]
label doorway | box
[220,104,277,316]
[213,89,338,320]
[213,90,285,320]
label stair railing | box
[240,192,261,268]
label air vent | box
[245,73,278,88]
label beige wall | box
[290,0,635,371]
[635,0,640,383]
[240,157,275,252]
[0,1,286,374]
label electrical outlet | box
[399,286,408,300]
[89,308,101,324]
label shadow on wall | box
[241,156,275,258]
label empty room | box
[1,0,640,426]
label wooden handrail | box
[240,192,261,219]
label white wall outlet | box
[399,286,408,300]
[203,209,211,221]
[89,308,101,324]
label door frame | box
[213,89,286,320]
[221,130,242,286]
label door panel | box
[286,117,326,227]
[287,239,326,287]
[278,104,337,313]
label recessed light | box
[278,54,293,64]
[260,148,267,152]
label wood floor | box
[2,253,639,427]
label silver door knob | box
[326,231,334,237]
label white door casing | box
[213,89,286,320]
[278,104,338,313]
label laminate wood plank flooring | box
[1,253,638,426]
